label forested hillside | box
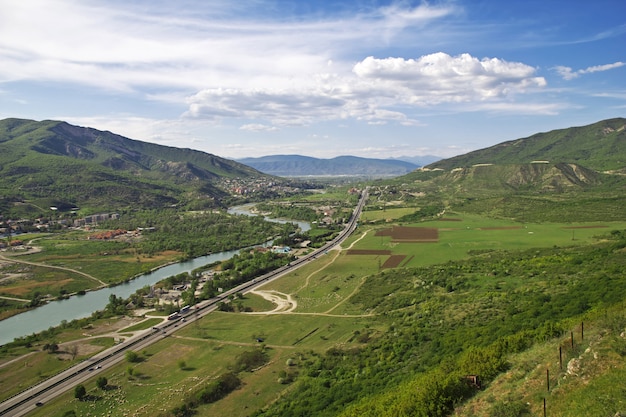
[0,118,272,214]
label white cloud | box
[353,54,546,103]
[1,1,548,129]
[185,52,546,126]
[0,0,456,94]
[554,61,625,80]
[239,123,279,132]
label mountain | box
[392,118,626,201]
[0,118,269,213]
[426,118,626,172]
[390,155,442,166]
[236,155,420,177]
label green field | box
[351,211,626,268]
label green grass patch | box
[119,318,163,333]
[14,233,182,286]
[360,207,417,222]
[0,264,96,301]
[240,293,277,312]
[180,311,380,351]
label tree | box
[125,350,139,363]
[74,384,86,401]
[96,376,108,390]
[68,344,79,360]
[43,342,59,353]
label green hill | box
[427,118,626,172]
[0,118,269,214]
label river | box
[0,206,309,346]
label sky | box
[1,0,625,160]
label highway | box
[0,187,368,416]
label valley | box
[0,117,625,416]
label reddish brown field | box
[375,226,439,242]
[382,255,406,268]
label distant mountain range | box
[1,117,624,217]
[236,155,441,177]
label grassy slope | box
[427,117,626,171]
[456,306,626,417]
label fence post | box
[581,321,584,341]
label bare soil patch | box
[375,226,439,242]
[382,255,406,269]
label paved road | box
[0,187,368,416]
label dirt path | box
[0,253,107,287]
[323,275,368,315]
[251,230,373,316]
[0,295,30,303]
[297,230,369,295]
[247,290,298,314]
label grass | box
[119,318,163,333]
[0,336,115,402]
[240,293,277,312]
[360,207,416,222]
[181,311,378,349]
[348,212,626,269]
[28,311,378,417]
[0,264,95,299]
[9,234,182,286]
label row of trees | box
[101,209,296,258]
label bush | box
[125,350,139,363]
[96,376,108,390]
[74,384,86,400]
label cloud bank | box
[186,53,547,128]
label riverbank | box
[0,205,313,345]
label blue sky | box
[1,0,624,159]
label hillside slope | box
[0,118,268,212]
[427,118,626,172]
